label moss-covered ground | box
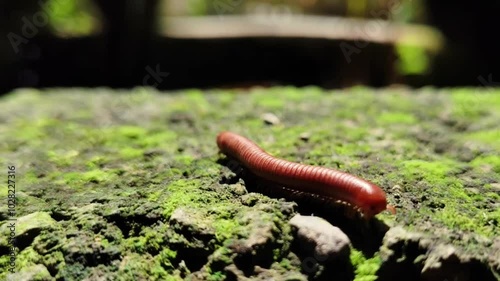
[0,87,498,280]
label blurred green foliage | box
[39,0,433,78]
[187,0,209,15]
[396,44,430,75]
[43,0,100,36]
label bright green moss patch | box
[14,247,41,270]
[283,86,324,102]
[81,169,117,183]
[401,159,459,185]
[450,90,499,120]
[100,126,177,152]
[120,147,144,159]
[116,126,148,139]
[161,179,242,242]
[186,89,211,112]
[59,169,118,185]
[377,112,417,125]
[470,154,500,173]
[162,179,204,218]
[400,157,499,237]
[431,201,500,237]
[12,118,55,140]
[138,131,177,148]
[351,249,381,281]
[211,216,240,242]
[124,225,169,254]
[207,271,226,281]
[47,150,80,167]
[251,89,286,110]
[85,156,108,169]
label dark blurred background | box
[1,0,499,94]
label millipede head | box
[357,199,390,219]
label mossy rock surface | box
[0,87,499,280]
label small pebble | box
[299,132,311,142]
[261,113,280,125]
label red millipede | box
[216,131,396,218]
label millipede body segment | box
[216,131,395,218]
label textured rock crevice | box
[378,226,499,281]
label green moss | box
[351,249,381,281]
[15,247,41,270]
[56,169,117,186]
[434,207,476,231]
[279,258,293,270]
[120,147,144,160]
[269,126,309,152]
[23,170,41,184]
[124,225,167,254]
[251,89,285,110]
[450,90,497,120]
[400,158,499,237]
[377,112,417,125]
[2,86,499,279]
[462,130,500,149]
[148,190,163,202]
[157,248,178,270]
[40,251,64,275]
[186,89,211,111]
[138,131,177,148]
[0,255,12,280]
[1,212,58,239]
[401,159,458,185]
[207,271,226,281]
[284,86,324,102]
[470,154,500,173]
[98,126,178,155]
[85,156,107,169]
[212,219,240,242]
[162,179,203,218]
[47,149,79,167]
[174,154,195,166]
[117,253,174,280]
[12,118,52,141]
[117,126,148,139]
[82,169,118,184]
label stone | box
[261,113,280,125]
[289,214,351,262]
[6,264,51,281]
[0,212,58,251]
